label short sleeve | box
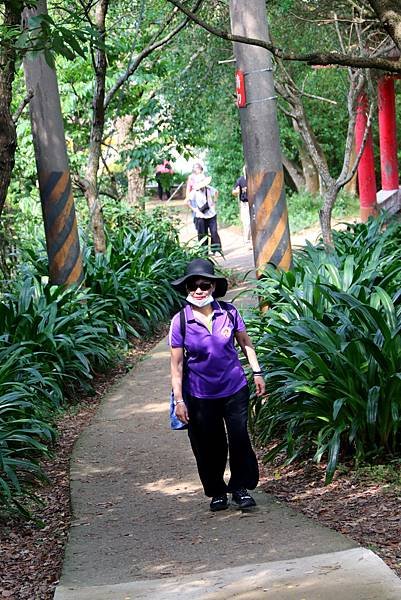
[233,306,246,332]
[168,312,184,347]
[224,303,246,332]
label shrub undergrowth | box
[0,205,193,516]
[287,190,359,233]
[247,215,401,483]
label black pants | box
[187,385,259,497]
[156,174,170,200]
[196,215,222,251]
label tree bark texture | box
[319,185,337,248]
[291,115,329,190]
[127,167,145,206]
[111,115,145,205]
[0,3,20,219]
[344,144,357,196]
[84,0,108,254]
[23,0,83,285]
[368,0,401,51]
[229,0,292,272]
[298,145,319,194]
[0,206,17,279]
[281,153,305,193]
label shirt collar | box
[185,300,221,322]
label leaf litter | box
[259,453,401,580]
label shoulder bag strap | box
[179,308,188,361]
[217,300,235,327]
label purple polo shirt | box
[169,301,247,399]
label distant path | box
[166,196,341,273]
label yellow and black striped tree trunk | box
[229,0,292,273]
[23,0,83,285]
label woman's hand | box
[175,401,189,424]
[254,374,265,397]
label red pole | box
[355,92,377,222]
[378,76,399,191]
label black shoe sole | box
[232,499,256,510]
[210,503,228,512]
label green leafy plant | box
[0,347,55,516]
[247,215,401,483]
[0,208,194,516]
[287,191,359,233]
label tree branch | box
[367,0,401,50]
[277,103,297,120]
[166,0,401,72]
[104,0,204,109]
[12,89,34,123]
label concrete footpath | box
[55,223,401,599]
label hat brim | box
[171,272,227,298]
[193,176,212,191]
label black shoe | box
[231,488,256,509]
[210,494,228,512]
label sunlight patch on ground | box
[142,477,201,496]
[71,464,125,477]
[152,349,171,359]
[129,402,166,414]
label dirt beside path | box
[261,459,401,578]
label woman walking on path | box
[169,258,265,512]
[188,175,222,252]
[185,161,204,200]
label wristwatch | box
[174,399,185,406]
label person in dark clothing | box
[232,168,251,244]
[155,159,174,200]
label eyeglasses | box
[187,280,213,292]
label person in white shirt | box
[188,175,221,252]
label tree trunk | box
[368,0,401,50]
[0,206,17,280]
[23,0,83,285]
[281,153,305,193]
[127,167,145,205]
[298,145,319,194]
[229,0,293,272]
[344,143,357,196]
[319,185,338,248]
[84,0,108,254]
[113,115,145,206]
[292,117,324,194]
[0,4,20,219]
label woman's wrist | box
[252,370,263,376]
[174,399,185,406]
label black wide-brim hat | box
[171,258,228,298]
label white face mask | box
[186,294,214,308]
